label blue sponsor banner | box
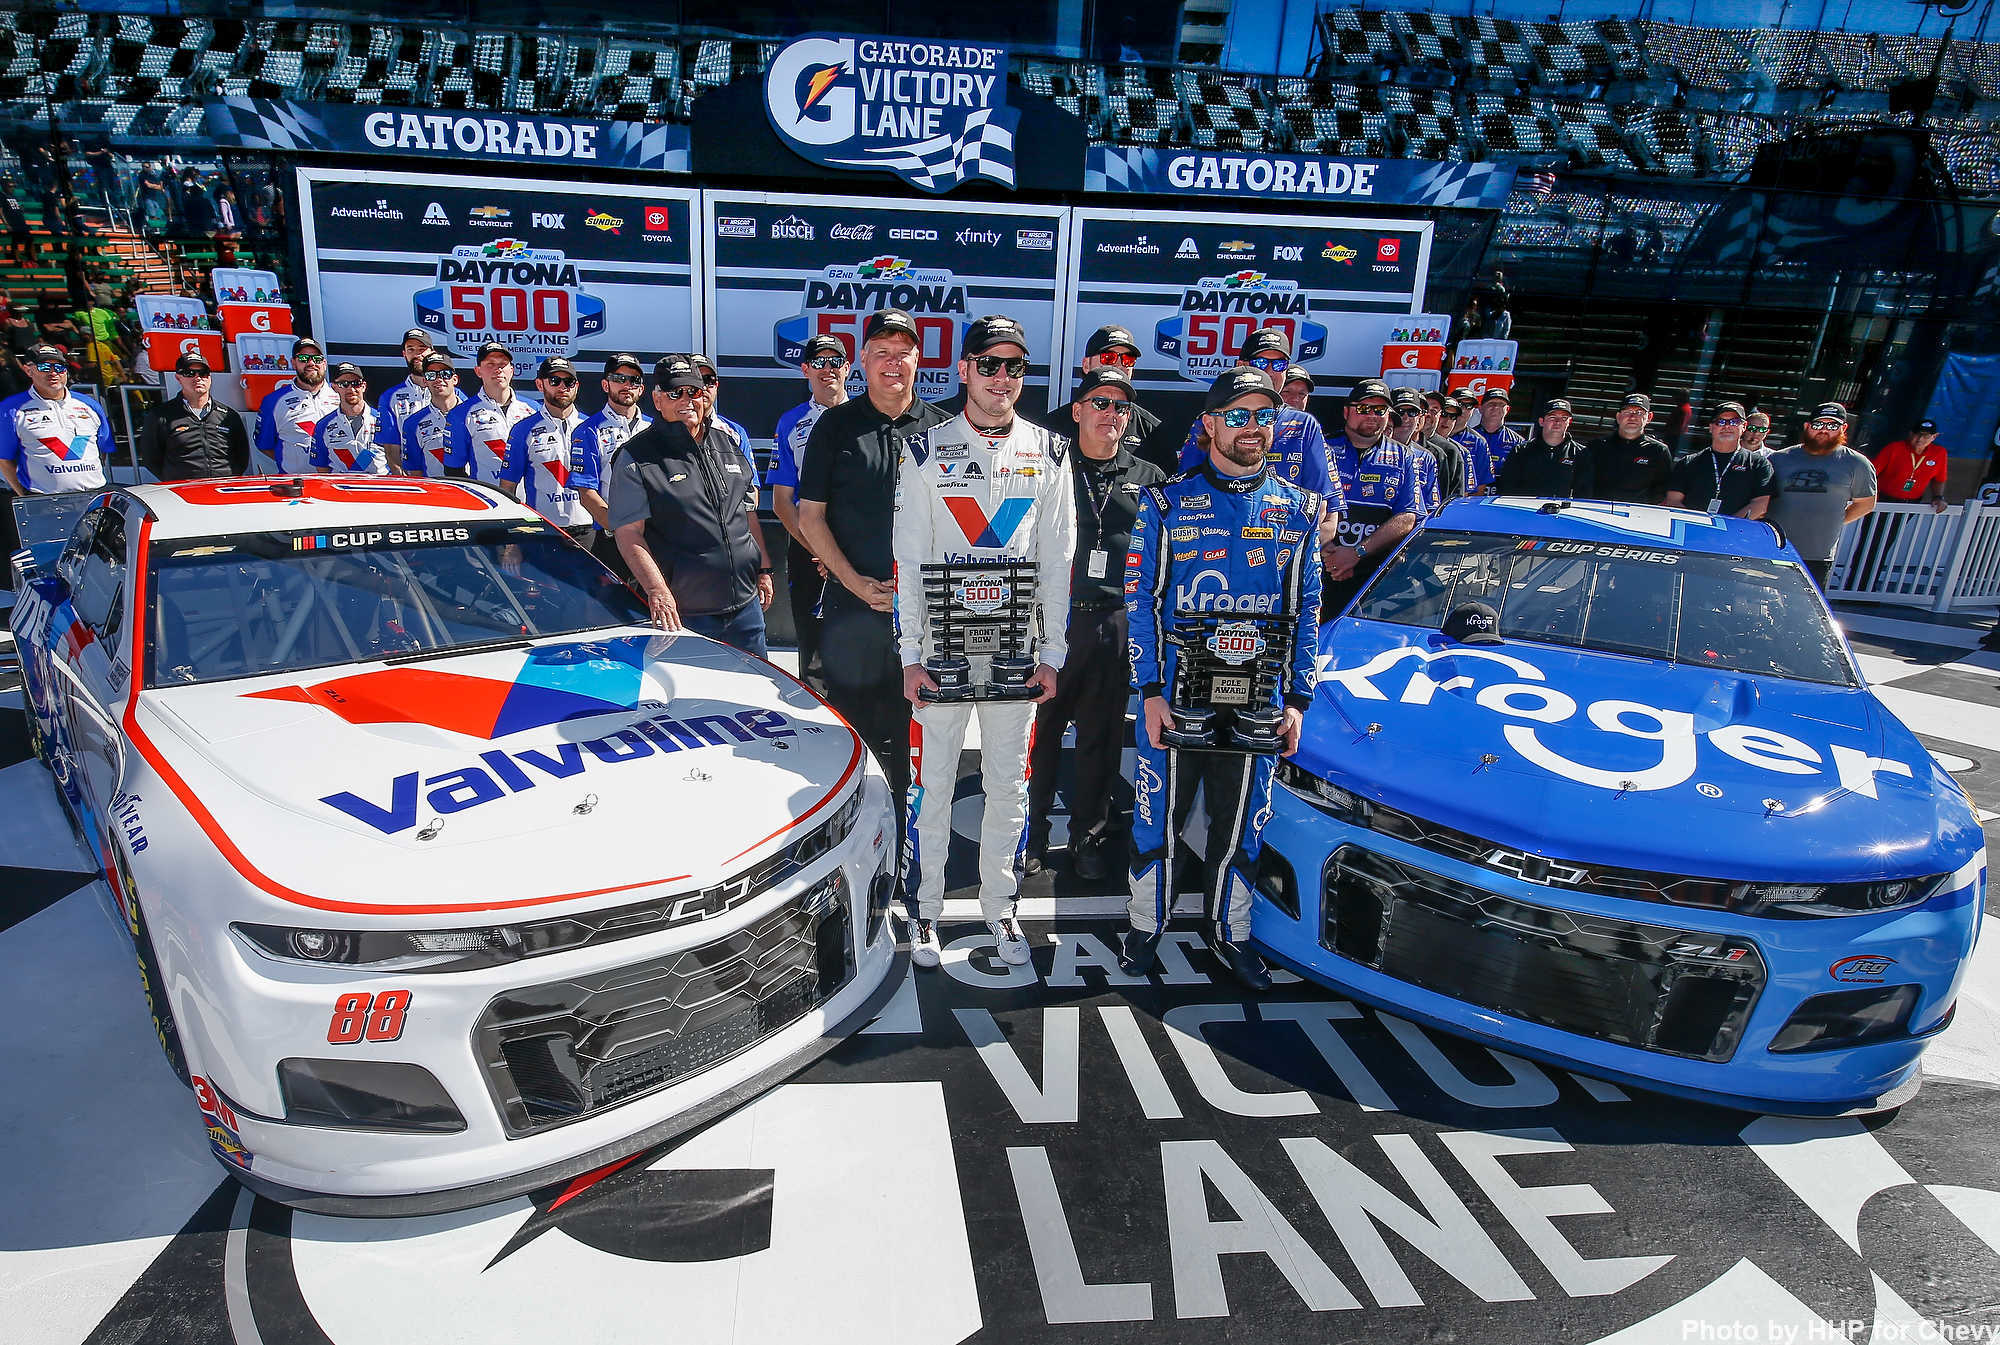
[205,98,689,173]
[1086,146,1513,210]
[763,35,1017,194]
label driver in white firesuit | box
[895,315,1075,971]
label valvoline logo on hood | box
[246,636,651,740]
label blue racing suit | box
[1456,422,1525,492]
[1125,460,1322,941]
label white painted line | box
[1874,684,2000,754]
[1926,913,2000,1091]
[1854,653,1931,686]
[1838,611,1985,651]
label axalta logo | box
[1173,569,1282,614]
[1176,237,1200,259]
[423,203,450,226]
[1317,643,1920,799]
[772,215,815,240]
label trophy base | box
[919,656,974,703]
[919,685,978,703]
[1228,706,1287,753]
[983,683,1041,701]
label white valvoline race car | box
[10,476,902,1213]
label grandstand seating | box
[1106,66,1183,147]
[1019,60,1106,125]
[1269,78,1389,156]
[1177,72,1270,151]
[1382,86,1461,161]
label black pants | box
[1804,557,1832,589]
[786,535,823,674]
[1027,605,1130,856]
[820,586,912,807]
[592,528,632,584]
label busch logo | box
[772,215,815,240]
[952,573,1010,616]
[1206,622,1267,666]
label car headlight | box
[1277,760,1369,823]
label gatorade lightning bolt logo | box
[800,62,847,113]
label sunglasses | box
[542,376,578,388]
[333,379,366,390]
[971,355,1028,379]
[1082,396,1133,415]
[31,360,66,374]
[295,354,326,364]
[1712,417,1744,427]
[1245,356,1288,372]
[664,385,706,402]
[1743,425,1770,434]
[1808,418,1844,430]
[1352,401,1390,415]
[604,372,643,386]
[1214,406,1279,429]
[804,355,848,370]
[700,373,718,387]
[422,368,455,381]
[1093,350,1138,368]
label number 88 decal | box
[326,989,411,1044]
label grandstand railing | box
[1828,502,2000,612]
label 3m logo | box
[1377,238,1401,262]
[943,496,1032,549]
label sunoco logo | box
[772,215,815,240]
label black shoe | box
[1022,850,1046,878]
[1118,926,1163,976]
[1073,838,1115,883]
[1210,938,1272,993]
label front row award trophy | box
[919,561,1041,702]
[1160,611,1297,752]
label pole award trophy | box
[918,560,1040,702]
[1159,612,1296,752]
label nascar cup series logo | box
[764,34,1019,194]
[412,239,606,359]
[1153,272,1328,383]
[773,256,966,397]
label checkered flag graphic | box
[1406,162,1505,208]
[1085,146,1158,193]
[834,106,1022,193]
[205,96,337,152]
[601,121,687,172]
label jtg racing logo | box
[413,240,607,359]
[773,257,968,397]
[1154,274,1327,383]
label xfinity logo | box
[531,211,566,229]
[956,228,1001,246]
[889,227,937,241]
[830,223,877,241]
[771,215,816,240]
[718,217,757,238]
[423,202,450,226]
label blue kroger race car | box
[1255,498,1986,1115]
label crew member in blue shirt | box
[1324,378,1425,617]
[1459,387,1525,492]
[374,327,433,468]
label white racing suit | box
[893,415,1075,923]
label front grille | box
[1323,846,1764,1062]
[477,876,854,1135]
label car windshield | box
[145,520,648,687]
[1353,530,1856,686]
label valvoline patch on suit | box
[246,636,651,739]
[944,496,1031,549]
[38,433,92,462]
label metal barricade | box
[1827,502,2000,612]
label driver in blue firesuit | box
[1122,367,1323,991]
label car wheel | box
[123,873,191,1088]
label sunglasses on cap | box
[1092,350,1138,368]
[972,355,1027,379]
[804,354,848,370]
[333,378,366,390]
[1082,395,1133,415]
[1244,356,1288,373]
[664,385,707,402]
[542,375,578,388]
[604,372,644,386]
[294,353,326,364]
[1214,406,1278,429]
[31,360,66,374]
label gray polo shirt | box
[1766,445,1877,563]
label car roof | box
[126,476,530,540]
[1427,497,1792,561]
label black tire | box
[124,872,190,1088]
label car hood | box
[135,629,865,914]
[1296,618,1981,883]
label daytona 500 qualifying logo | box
[773,256,966,399]
[1154,272,1328,383]
[413,239,607,359]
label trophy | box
[1160,611,1296,753]
[919,560,1040,702]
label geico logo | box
[1174,569,1281,613]
[320,707,797,834]
[251,311,271,331]
[1318,645,1917,798]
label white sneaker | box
[989,917,1032,967]
[910,918,941,969]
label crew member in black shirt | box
[1664,400,1775,518]
[139,351,249,480]
[796,309,951,807]
[1023,367,1165,882]
[1498,398,1596,499]
[1586,392,1673,504]
[608,354,772,659]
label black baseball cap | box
[25,343,65,364]
[963,315,1029,357]
[1711,400,1747,420]
[173,351,211,375]
[1620,392,1653,411]
[536,356,576,379]
[475,340,513,362]
[1481,387,1511,404]
[1915,417,1938,432]
[1442,601,1503,646]
[1390,389,1423,414]
[421,350,455,370]
[1204,367,1280,412]
[1348,378,1393,407]
[1239,327,1292,360]
[400,327,432,346]
[688,353,718,378]
[1073,367,1134,402]
[801,334,848,362]
[1808,402,1847,421]
[1084,324,1140,358]
[329,361,364,381]
[1282,366,1314,389]
[603,352,643,376]
[862,309,919,344]
[291,336,323,357]
[654,354,704,391]
[1422,388,1446,407]
[1540,397,1573,416]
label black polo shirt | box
[1497,435,1595,500]
[795,393,949,582]
[1669,448,1777,516]
[605,417,761,617]
[1587,431,1674,504]
[139,396,249,481]
[1070,444,1165,607]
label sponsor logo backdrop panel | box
[1067,208,1432,432]
[296,168,701,390]
[703,192,1070,439]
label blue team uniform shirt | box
[374,376,430,450]
[1457,423,1525,491]
[398,400,461,478]
[443,392,541,481]
[308,407,388,475]
[0,389,114,492]
[769,398,834,493]
[1326,434,1424,551]
[499,408,600,529]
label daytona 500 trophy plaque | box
[918,561,1040,702]
[1161,612,1296,753]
